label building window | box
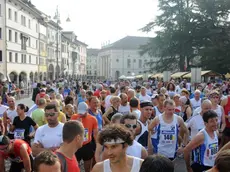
[21,35,27,50]
[21,15,26,26]
[36,40,38,49]
[29,55,31,64]
[133,59,136,63]
[9,52,12,62]
[0,28,2,39]
[0,4,1,16]
[28,37,31,47]
[36,57,38,64]
[36,24,38,33]
[24,55,26,63]
[127,59,131,68]
[15,32,18,43]
[14,11,17,22]
[8,8,12,19]
[116,59,119,62]
[0,51,2,62]
[9,30,12,41]
[28,19,31,29]
[21,54,23,63]
[139,59,142,68]
[15,53,18,63]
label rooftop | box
[87,49,100,56]
[102,36,152,50]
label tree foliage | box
[141,0,230,74]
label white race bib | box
[14,129,25,139]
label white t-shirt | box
[34,123,64,148]
[186,114,204,139]
[190,98,201,110]
[118,104,130,115]
[0,105,8,118]
[139,94,151,102]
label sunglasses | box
[45,112,57,117]
[211,96,219,99]
[125,124,137,129]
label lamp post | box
[53,6,71,80]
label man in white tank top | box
[92,124,143,172]
[149,99,189,159]
[3,97,17,139]
[120,113,148,159]
[184,110,219,172]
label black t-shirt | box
[13,116,36,143]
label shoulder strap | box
[56,152,68,172]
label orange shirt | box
[71,113,98,145]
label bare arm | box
[184,132,204,171]
[91,162,103,172]
[218,141,230,153]
[102,107,113,125]
[141,146,148,159]
[0,154,5,172]
[178,116,189,146]
[20,144,32,172]
[148,117,159,131]
[31,142,47,157]
[220,106,226,132]
[3,111,8,135]
[61,114,66,123]
[186,106,192,120]
[0,119,5,136]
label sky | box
[32,0,159,48]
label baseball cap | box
[77,102,88,114]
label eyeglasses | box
[125,124,137,129]
[212,96,219,99]
[45,112,57,117]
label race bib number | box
[161,130,175,143]
[14,129,25,139]
[208,143,218,156]
[84,128,89,142]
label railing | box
[8,88,33,100]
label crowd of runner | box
[0,78,230,172]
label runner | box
[0,135,33,172]
[186,99,212,139]
[91,124,143,172]
[34,151,61,172]
[184,110,219,172]
[32,104,64,157]
[31,98,46,126]
[3,97,17,139]
[135,101,153,149]
[149,99,189,159]
[118,93,130,115]
[71,102,98,172]
[120,113,148,159]
[139,87,151,102]
[190,90,202,110]
[11,104,38,145]
[56,120,84,172]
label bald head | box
[201,100,212,114]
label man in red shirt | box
[0,136,33,172]
[71,102,98,172]
[56,120,84,172]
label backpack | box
[56,152,68,172]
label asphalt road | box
[7,97,187,172]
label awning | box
[171,72,189,78]
[126,76,135,79]
[119,75,126,79]
[135,75,143,79]
[151,73,163,78]
[225,73,230,78]
[183,70,221,78]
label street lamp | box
[53,6,70,80]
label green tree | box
[141,0,230,73]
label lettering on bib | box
[84,128,89,142]
[208,143,218,159]
[14,129,25,139]
[161,130,175,144]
